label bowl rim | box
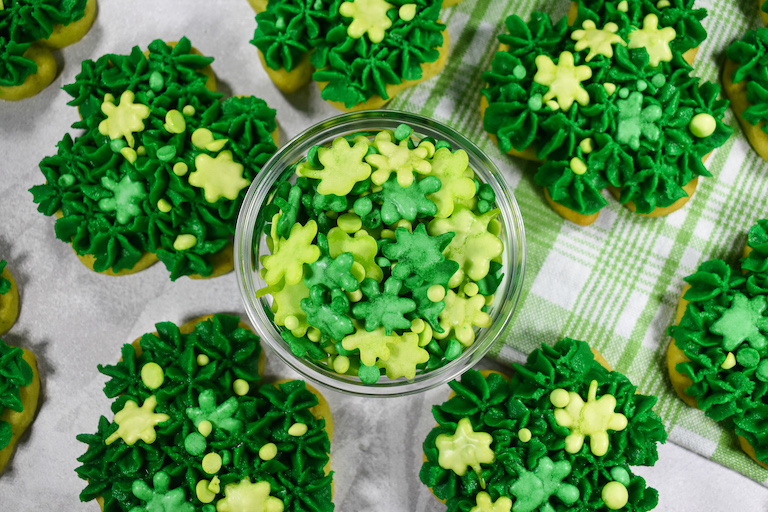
[235,109,526,397]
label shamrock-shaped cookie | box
[30,38,279,280]
[668,219,768,469]
[0,0,96,100]
[482,0,732,225]
[249,0,461,110]
[421,338,667,511]
[76,314,334,511]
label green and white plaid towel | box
[386,0,768,486]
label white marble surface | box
[0,0,768,510]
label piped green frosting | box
[251,0,446,108]
[726,26,768,135]
[669,220,768,465]
[420,338,667,511]
[29,38,278,280]
[0,338,33,451]
[482,1,731,216]
[0,260,10,296]
[75,314,334,512]
[0,0,88,88]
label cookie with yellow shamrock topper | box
[77,313,334,511]
[481,0,732,225]
[421,338,667,511]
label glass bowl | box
[235,110,526,397]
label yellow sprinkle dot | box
[546,100,560,111]
[333,355,350,374]
[427,284,446,302]
[208,476,221,494]
[657,0,670,7]
[206,139,228,152]
[164,109,187,134]
[347,288,363,302]
[602,481,629,510]
[198,420,213,437]
[197,354,210,366]
[689,113,716,138]
[418,140,436,158]
[579,138,594,154]
[202,452,222,474]
[233,379,250,396]
[399,3,417,21]
[381,229,396,239]
[120,147,138,164]
[324,344,337,355]
[173,234,197,251]
[288,423,308,436]
[518,428,532,443]
[284,315,300,331]
[157,199,172,213]
[604,83,617,96]
[550,388,570,408]
[173,162,188,176]
[183,105,196,116]
[259,442,278,461]
[350,261,366,282]
[307,327,321,342]
[617,0,628,12]
[192,128,214,149]
[338,213,363,233]
[395,219,412,231]
[137,146,147,156]
[196,480,216,503]
[484,294,494,306]
[410,318,426,334]
[140,362,164,389]
[570,157,587,175]
[464,282,479,297]
[721,352,736,370]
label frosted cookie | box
[250,0,453,111]
[0,339,40,474]
[481,0,731,225]
[0,260,19,336]
[723,2,768,163]
[421,338,667,511]
[0,0,97,101]
[76,314,334,511]
[668,220,768,469]
[30,38,279,280]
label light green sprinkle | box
[174,234,198,251]
[398,3,417,21]
[579,138,594,154]
[288,423,308,436]
[164,109,187,134]
[570,157,587,175]
[259,443,278,461]
[183,105,196,116]
[233,379,249,396]
[689,113,716,138]
[157,199,172,213]
[173,162,189,176]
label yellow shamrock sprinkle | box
[627,14,676,67]
[470,492,512,512]
[571,20,626,62]
[98,91,150,148]
[189,150,250,203]
[533,51,592,111]
[105,395,170,446]
[435,417,495,476]
[216,478,284,512]
[339,0,395,44]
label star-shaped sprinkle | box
[552,380,628,456]
[711,293,768,352]
[186,389,243,434]
[216,477,284,512]
[571,20,626,62]
[189,150,250,203]
[366,132,432,187]
[509,457,580,512]
[105,395,169,446]
[98,91,150,148]
[339,0,395,44]
[615,91,662,150]
[435,417,495,476]
[627,14,676,67]
[297,137,371,196]
[533,51,592,111]
[261,220,321,286]
[352,278,416,334]
[470,492,512,512]
[98,175,147,225]
[130,471,194,512]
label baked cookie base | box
[723,58,768,163]
[0,349,40,474]
[0,266,20,336]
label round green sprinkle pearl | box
[57,174,75,187]
[427,284,445,302]
[353,197,373,218]
[518,428,532,442]
[202,505,216,512]
[233,379,249,396]
[478,183,495,201]
[477,200,492,214]
[358,363,381,384]
[308,327,321,342]
[259,443,278,461]
[164,109,187,134]
[618,88,629,99]
[376,256,391,267]
[284,315,300,330]
[528,94,542,111]
[636,79,647,92]
[651,73,666,88]
[570,157,587,175]
[137,146,146,156]
[174,234,197,251]
[380,229,395,239]
[610,466,631,486]
[183,105,196,116]
[120,147,138,164]
[444,338,463,360]
[604,83,617,96]
[149,71,164,91]
[157,199,172,213]
[550,388,570,408]
[394,124,413,141]
[721,352,736,369]
[185,432,207,455]
[333,355,350,374]
[737,347,760,368]
[109,138,127,153]
[513,64,526,79]
[756,360,768,382]
[157,145,177,162]
[202,452,222,474]
[338,213,362,233]
[197,354,210,366]
[398,3,417,21]
[579,138,594,154]
[173,162,189,176]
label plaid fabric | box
[386,0,768,485]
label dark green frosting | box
[251,0,445,108]
[30,38,278,280]
[669,220,768,464]
[483,0,731,216]
[420,338,667,511]
[0,0,88,88]
[75,314,334,512]
[726,26,768,135]
[0,260,10,296]
[0,338,34,451]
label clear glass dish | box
[235,110,526,397]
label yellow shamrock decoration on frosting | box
[189,150,251,203]
[571,21,626,62]
[470,492,512,512]
[339,0,395,44]
[435,417,495,476]
[105,395,170,446]
[98,91,151,148]
[216,477,284,512]
[551,380,628,456]
[533,51,592,111]
[627,14,676,67]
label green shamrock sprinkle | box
[304,234,360,292]
[711,293,768,352]
[271,279,311,337]
[382,224,458,287]
[327,227,383,283]
[373,173,441,225]
[185,390,243,434]
[508,456,580,512]
[352,278,416,334]
[130,471,194,512]
[615,91,662,151]
[301,286,355,341]
[98,175,147,225]
[341,325,399,366]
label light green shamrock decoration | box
[615,91,662,150]
[571,21,626,62]
[366,132,432,187]
[341,325,401,366]
[470,492,512,512]
[433,290,491,347]
[428,206,503,283]
[627,14,675,67]
[185,389,243,434]
[261,220,321,286]
[216,477,284,512]
[376,331,428,379]
[711,293,768,351]
[105,395,170,446]
[533,51,592,111]
[508,457,580,512]
[130,471,194,512]
[327,227,383,283]
[339,0,395,44]
[271,279,310,337]
[189,150,250,203]
[297,137,371,196]
[98,91,150,148]
[98,175,147,225]
[435,417,495,476]
[426,147,475,218]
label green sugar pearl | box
[149,71,164,91]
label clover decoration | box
[421,339,667,512]
[259,126,505,384]
[482,0,732,224]
[30,38,278,280]
[251,0,451,109]
[669,220,768,464]
[75,315,333,512]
